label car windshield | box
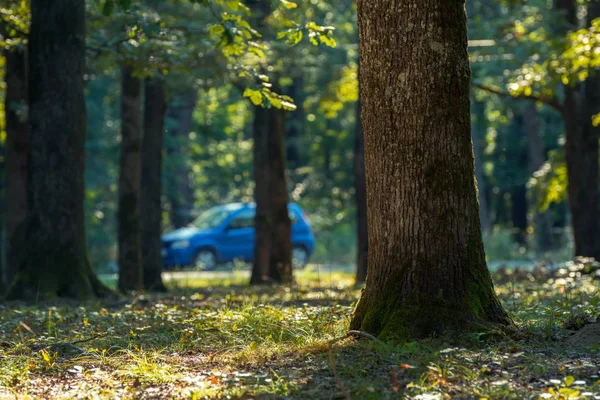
[189,204,243,230]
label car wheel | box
[292,246,309,269]
[193,249,217,271]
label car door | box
[218,209,256,261]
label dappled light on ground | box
[1,263,599,399]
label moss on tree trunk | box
[6,0,111,300]
[350,0,510,340]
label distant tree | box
[250,106,293,284]
[2,36,28,287]
[354,99,368,283]
[6,0,110,299]
[118,66,143,293]
[165,91,197,229]
[556,0,600,260]
[350,0,511,338]
[141,77,167,292]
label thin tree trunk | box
[350,0,510,339]
[250,106,293,284]
[118,67,143,293]
[3,45,28,287]
[471,99,491,233]
[141,78,167,292]
[524,103,554,253]
[557,0,600,260]
[285,75,305,169]
[6,0,110,300]
[165,92,197,228]
[354,99,368,283]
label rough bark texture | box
[558,0,600,260]
[6,0,111,300]
[141,78,167,292]
[471,99,491,233]
[118,67,143,293]
[524,104,554,253]
[3,45,28,286]
[250,106,293,284]
[354,99,368,283]
[350,0,510,339]
[165,92,197,229]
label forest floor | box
[1,261,600,399]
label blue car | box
[161,202,315,270]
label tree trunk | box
[558,0,600,260]
[3,45,28,287]
[350,0,510,339]
[354,99,368,283]
[524,103,554,253]
[165,92,197,229]
[141,78,167,292]
[471,99,491,233]
[117,67,143,293]
[250,106,293,284]
[6,0,110,300]
[511,185,528,246]
[285,75,305,169]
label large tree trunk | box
[165,92,197,229]
[250,106,293,284]
[354,99,368,283]
[141,78,167,292]
[558,0,600,260]
[3,45,28,287]
[471,99,491,233]
[117,67,143,293]
[350,0,510,339]
[524,103,554,253]
[6,0,110,300]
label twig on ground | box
[71,332,110,345]
[347,330,384,345]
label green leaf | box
[280,0,297,8]
[565,376,575,387]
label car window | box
[190,207,231,229]
[228,209,255,230]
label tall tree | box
[165,92,197,229]
[117,67,143,293]
[141,78,167,292]
[250,106,293,284]
[354,99,368,283]
[6,0,110,299]
[557,0,600,260]
[350,0,510,339]
[3,41,28,287]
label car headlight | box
[171,240,190,249]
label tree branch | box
[471,81,565,115]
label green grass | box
[1,262,600,399]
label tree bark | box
[6,0,110,300]
[350,0,510,339]
[141,78,167,292]
[285,75,305,169]
[250,106,293,284]
[557,0,600,260]
[524,103,554,253]
[117,67,143,293]
[354,99,368,283]
[471,99,491,233]
[3,45,28,287]
[165,92,197,229]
